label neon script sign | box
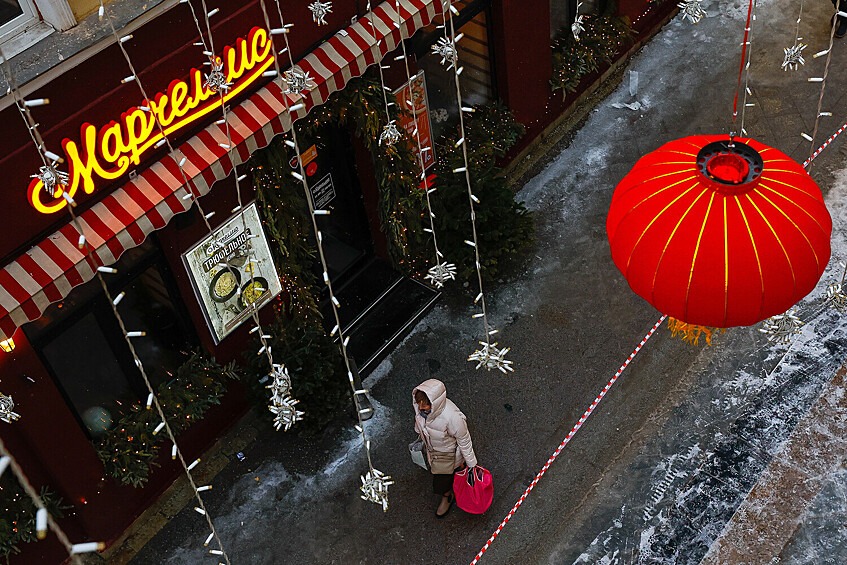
[28,27,275,214]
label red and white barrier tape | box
[803,119,847,168]
[469,314,668,565]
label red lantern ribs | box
[606,135,832,328]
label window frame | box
[0,0,39,43]
[24,238,199,438]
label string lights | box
[189,0,304,437]
[392,1,455,288]
[736,0,758,137]
[801,3,840,174]
[255,0,393,509]
[0,51,102,564]
[441,0,513,373]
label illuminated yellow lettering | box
[27,28,275,214]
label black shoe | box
[836,17,847,39]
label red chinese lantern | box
[607,135,831,327]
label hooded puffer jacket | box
[413,379,477,469]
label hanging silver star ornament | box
[204,56,232,93]
[678,0,707,24]
[424,262,457,289]
[270,396,305,432]
[379,120,402,146]
[781,42,807,71]
[759,310,804,344]
[572,15,585,41]
[308,0,332,25]
[283,66,316,95]
[0,393,21,424]
[825,282,847,311]
[31,165,69,197]
[468,340,514,373]
[431,37,458,70]
[266,363,292,405]
[360,468,393,512]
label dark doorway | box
[300,124,373,283]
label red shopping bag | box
[453,466,494,514]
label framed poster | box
[394,71,436,170]
[181,202,282,344]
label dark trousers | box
[834,0,847,15]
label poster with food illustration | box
[182,202,282,343]
[394,71,435,170]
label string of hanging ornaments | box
[606,0,833,344]
[393,1,456,289]
[438,0,513,373]
[184,0,305,433]
[0,49,116,563]
[255,0,393,510]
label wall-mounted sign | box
[182,202,282,344]
[28,27,275,215]
[394,71,435,170]
[309,173,336,210]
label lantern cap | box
[697,140,763,194]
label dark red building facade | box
[0,0,674,561]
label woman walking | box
[413,379,477,517]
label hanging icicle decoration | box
[0,393,20,424]
[678,0,707,24]
[378,120,402,146]
[825,282,847,311]
[759,310,804,344]
[442,0,513,372]
[431,36,458,69]
[360,467,394,512]
[270,396,305,432]
[204,56,231,93]
[782,0,807,71]
[424,262,457,288]
[782,42,807,71]
[308,0,333,25]
[283,66,316,95]
[266,363,292,402]
[31,165,69,198]
[468,341,513,373]
[261,0,391,509]
[571,2,585,41]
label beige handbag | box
[429,450,456,474]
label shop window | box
[25,240,197,438]
[413,0,495,141]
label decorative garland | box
[0,479,66,560]
[95,352,239,487]
[430,101,534,283]
[551,14,635,95]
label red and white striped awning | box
[0,0,438,341]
